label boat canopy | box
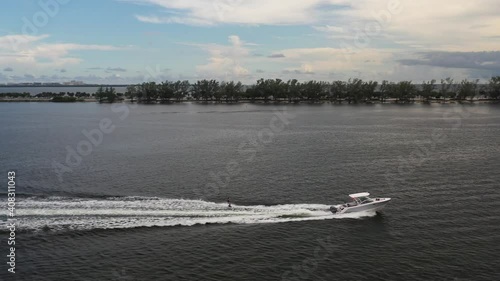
[349,192,370,198]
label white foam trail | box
[0,197,377,232]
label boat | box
[330,192,391,214]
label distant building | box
[63,80,85,86]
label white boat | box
[330,192,391,214]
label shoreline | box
[1,99,498,104]
[0,99,96,103]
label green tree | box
[457,79,479,101]
[301,80,328,102]
[105,87,117,103]
[138,82,159,103]
[173,80,190,102]
[213,83,224,102]
[396,81,416,102]
[272,79,288,101]
[95,86,117,103]
[255,79,272,102]
[158,81,174,103]
[192,80,219,102]
[125,85,138,102]
[421,79,436,102]
[439,78,455,101]
[95,86,106,103]
[377,80,391,102]
[287,79,302,103]
[191,82,202,101]
[346,78,364,103]
[488,76,500,99]
[220,81,243,103]
[244,85,257,102]
[362,81,378,102]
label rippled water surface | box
[0,102,499,281]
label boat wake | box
[0,196,377,232]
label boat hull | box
[332,198,391,214]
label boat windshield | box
[354,196,372,204]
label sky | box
[0,0,499,84]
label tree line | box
[118,77,500,104]
[2,77,499,103]
[1,92,97,99]
[0,90,124,102]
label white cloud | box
[127,0,500,83]
[0,34,50,50]
[193,35,251,80]
[269,46,498,82]
[135,15,214,26]
[312,25,351,39]
[128,0,351,25]
[187,34,480,83]
[0,34,121,74]
[4,1,499,82]
[327,0,500,51]
[268,47,396,81]
[128,0,500,53]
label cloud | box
[0,72,162,84]
[335,0,500,51]
[268,53,286,58]
[135,15,214,26]
[125,0,500,52]
[313,25,345,33]
[256,69,265,73]
[3,1,498,83]
[128,0,351,26]
[0,34,50,50]
[282,69,315,75]
[312,25,352,40]
[3,67,13,72]
[0,34,122,71]
[106,67,127,72]
[375,64,475,83]
[399,51,500,73]
[123,0,500,82]
[277,47,391,71]
[194,35,251,80]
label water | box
[0,86,127,95]
[0,102,499,280]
